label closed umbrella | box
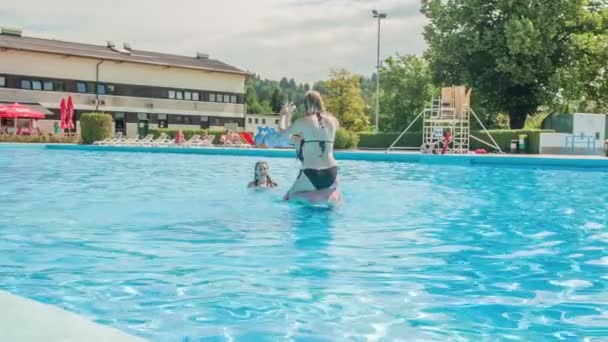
[0,103,7,132]
[66,96,75,130]
[60,98,67,131]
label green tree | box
[325,69,370,132]
[379,55,436,132]
[422,0,608,128]
[270,88,284,113]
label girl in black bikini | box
[279,91,341,203]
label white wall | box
[245,114,280,133]
[572,113,605,142]
[0,50,246,92]
[540,132,604,155]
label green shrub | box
[358,132,423,149]
[79,113,113,144]
[0,134,79,144]
[524,112,550,129]
[357,129,555,153]
[148,128,228,144]
[334,129,359,149]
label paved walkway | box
[0,290,146,342]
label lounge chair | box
[221,133,251,148]
[133,134,154,145]
[181,134,201,147]
[116,134,142,146]
[94,132,123,145]
[196,135,215,147]
[144,133,171,146]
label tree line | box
[246,0,608,131]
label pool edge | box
[35,144,608,169]
[0,290,147,342]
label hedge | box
[358,129,555,154]
[148,128,228,144]
[80,113,113,144]
[0,134,80,144]
[334,129,359,149]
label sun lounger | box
[94,132,123,145]
[133,134,154,145]
[144,133,171,146]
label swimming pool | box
[1,145,608,341]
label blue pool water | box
[1,146,608,341]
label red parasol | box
[0,103,46,119]
[60,98,67,130]
[66,96,75,130]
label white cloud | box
[0,0,427,83]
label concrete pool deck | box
[0,142,606,169]
[0,290,146,342]
[38,143,608,169]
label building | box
[245,113,281,134]
[0,27,248,137]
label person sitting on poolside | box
[279,91,341,204]
[248,161,278,188]
[201,133,212,144]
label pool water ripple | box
[1,148,608,341]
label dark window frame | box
[3,73,245,103]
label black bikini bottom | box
[298,166,338,190]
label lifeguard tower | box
[387,86,502,154]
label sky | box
[0,0,428,83]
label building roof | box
[0,31,248,76]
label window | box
[106,85,115,95]
[248,118,252,123]
[32,81,42,91]
[0,76,5,87]
[176,91,183,100]
[192,92,199,101]
[21,80,31,89]
[54,82,65,91]
[76,82,87,93]
[168,90,176,99]
[43,81,53,91]
[254,118,259,124]
[209,94,216,102]
[231,95,237,104]
[157,114,168,128]
[275,119,279,125]
[223,95,230,103]
[175,115,183,123]
[201,116,209,129]
[262,119,266,124]
[97,84,106,95]
[184,91,192,101]
[184,116,191,124]
[86,83,96,94]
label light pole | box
[372,9,387,133]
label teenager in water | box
[279,91,341,205]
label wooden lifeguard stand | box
[387,86,502,154]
